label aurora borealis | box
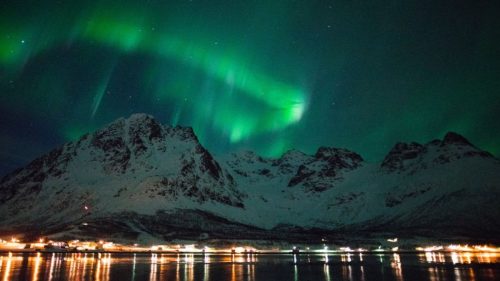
[1,0,499,175]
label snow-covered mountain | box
[0,114,499,242]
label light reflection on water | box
[0,252,498,281]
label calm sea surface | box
[0,252,498,281]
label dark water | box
[0,252,498,281]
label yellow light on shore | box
[1,237,498,254]
[416,246,443,252]
[102,242,114,249]
[339,247,353,252]
[473,245,500,252]
[233,247,245,254]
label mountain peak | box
[381,142,426,171]
[106,113,158,129]
[314,147,363,162]
[279,149,308,159]
[442,131,473,146]
[128,113,155,121]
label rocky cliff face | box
[0,114,499,241]
[287,147,363,192]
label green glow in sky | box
[0,8,307,144]
[0,0,499,174]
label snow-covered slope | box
[0,114,499,241]
[0,114,243,226]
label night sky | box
[1,0,499,175]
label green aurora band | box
[1,8,307,144]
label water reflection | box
[390,253,403,281]
[360,265,365,281]
[340,253,352,263]
[454,268,462,281]
[231,263,236,281]
[340,264,352,281]
[377,253,384,263]
[0,252,498,281]
[185,258,194,281]
[246,263,254,281]
[131,254,136,281]
[3,255,12,281]
[204,262,209,281]
[31,252,41,281]
[419,250,494,265]
[47,253,55,281]
[324,264,332,281]
[149,254,157,281]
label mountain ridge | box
[0,113,499,243]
